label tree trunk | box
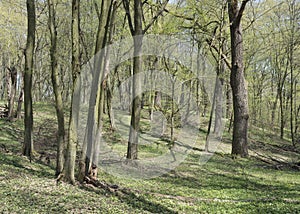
[288,0,296,146]
[7,66,17,120]
[47,0,66,176]
[126,0,143,160]
[228,0,250,157]
[170,76,176,142]
[107,76,116,130]
[105,1,117,131]
[127,35,143,159]
[23,0,36,159]
[279,89,285,139]
[79,0,112,182]
[226,81,232,119]
[214,60,225,137]
[16,89,23,119]
[124,0,168,159]
[205,76,217,152]
[63,0,80,185]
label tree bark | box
[79,0,112,182]
[105,1,117,131]
[47,0,66,176]
[228,0,250,157]
[214,44,226,137]
[63,0,80,185]
[23,0,36,159]
[7,66,17,120]
[123,0,168,159]
[288,0,296,146]
[125,0,143,160]
[15,79,24,119]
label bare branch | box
[143,0,169,34]
[164,8,194,21]
[244,2,283,31]
[236,0,251,24]
[206,39,231,70]
[122,0,135,35]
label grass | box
[0,103,300,213]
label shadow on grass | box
[80,184,178,214]
[0,153,54,179]
[155,154,300,201]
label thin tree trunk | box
[170,76,176,142]
[47,0,66,176]
[184,80,192,123]
[79,0,112,181]
[105,1,117,131]
[7,66,17,120]
[127,34,143,159]
[23,0,35,159]
[205,76,217,152]
[214,77,223,138]
[107,76,116,130]
[279,90,284,139]
[126,0,143,160]
[289,0,296,146]
[16,72,24,119]
[62,0,80,185]
[271,91,279,126]
[124,0,168,159]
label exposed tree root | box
[83,176,119,194]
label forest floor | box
[0,103,300,213]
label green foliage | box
[0,0,26,54]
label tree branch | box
[122,0,135,35]
[244,2,283,31]
[206,39,231,70]
[163,8,194,21]
[94,1,101,21]
[236,0,250,24]
[143,0,169,34]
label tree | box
[286,0,298,146]
[227,0,250,157]
[123,0,169,159]
[47,0,66,176]
[7,66,17,120]
[62,0,80,185]
[123,0,143,160]
[23,0,36,159]
[78,0,113,182]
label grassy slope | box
[0,103,299,213]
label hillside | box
[0,103,299,213]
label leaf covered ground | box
[0,103,299,213]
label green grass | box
[0,103,299,213]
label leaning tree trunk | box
[23,0,36,159]
[228,0,250,157]
[47,0,65,176]
[79,0,112,182]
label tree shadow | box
[80,184,178,214]
[0,153,54,179]
[155,154,300,201]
